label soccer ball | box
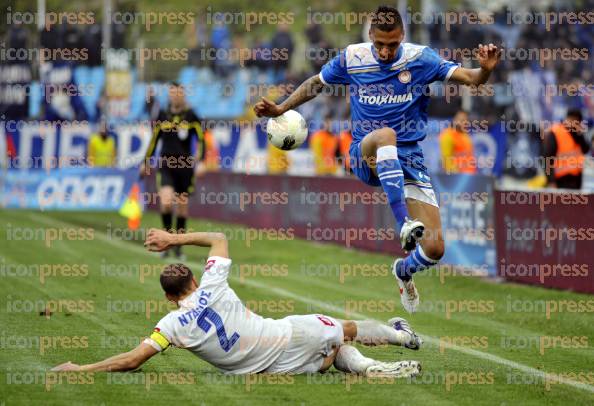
[266,110,308,151]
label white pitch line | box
[27,213,594,394]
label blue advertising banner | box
[431,173,496,276]
[2,167,141,211]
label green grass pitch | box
[0,210,593,405]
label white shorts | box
[404,184,439,208]
[264,314,344,374]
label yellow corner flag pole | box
[119,182,142,230]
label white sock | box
[333,345,378,374]
[354,320,409,346]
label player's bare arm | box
[52,342,158,372]
[450,43,501,86]
[144,228,229,258]
[253,74,325,118]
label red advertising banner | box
[495,190,594,294]
[146,172,496,270]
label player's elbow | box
[308,74,325,92]
[210,232,229,258]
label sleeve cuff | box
[444,65,460,83]
[318,72,329,85]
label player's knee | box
[160,202,173,212]
[423,239,445,261]
[374,127,397,146]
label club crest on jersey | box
[398,70,411,84]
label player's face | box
[565,116,585,134]
[169,86,185,107]
[369,27,404,62]
[453,112,469,131]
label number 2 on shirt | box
[197,308,240,352]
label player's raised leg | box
[394,198,445,313]
[340,318,422,349]
[359,127,424,250]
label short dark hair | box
[371,5,403,32]
[170,81,182,88]
[160,263,193,296]
[566,108,583,122]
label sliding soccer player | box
[254,5,500,312]
[52,228,422,377]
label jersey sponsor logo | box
[178,127,189,140]
[358,92,413,105]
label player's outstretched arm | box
[51,342,158,372]
[450,43,501,86]
[144,228,228,258]
[253,74,325,118]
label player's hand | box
[253,97,284,118]
[477,43,501,72]
[139,163,151,178]
[194,162,207,178]
[51,361,81,372]
[144,228,174,252]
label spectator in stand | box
[310,115,338,175]
[267,141,290,175]
[210,14,232,77]
[439,110,477,174]
[88,122,116,167]
[146,85,161,121]
[270,23,294,83]
[202,130,220,172]
[304,23,333,73]
[543,109,590,189]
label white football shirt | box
[144,256,293,374]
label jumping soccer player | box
[140,82,206,260]
[52,229,423,377]
[254,5,500,313]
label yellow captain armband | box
[150,329,170,351]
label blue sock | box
[396,245,439,281]
[376,145,408,231]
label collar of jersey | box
[178,290,197,309]
[370,43,403,66]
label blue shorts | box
[349,141,438,207]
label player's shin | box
[161,212,173,232]
[376,145,408,232]
[333,345,377,374]
[353,320,410,347]
[176,216,186,233]
[396,245,439,281]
